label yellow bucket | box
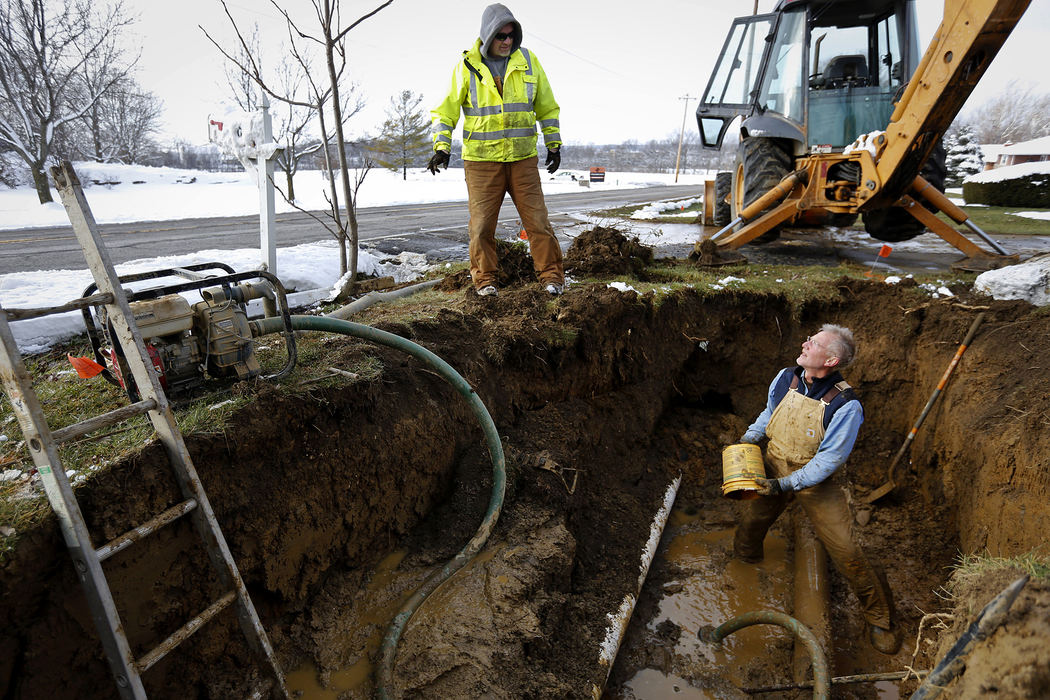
[721,443,765,500]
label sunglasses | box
[494,31,514,41]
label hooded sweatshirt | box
[479,3,521,81]
[430,3,561,162]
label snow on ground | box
[0,162,711,352]
[0,162,710,231]
[2,162,1048,354]
[629,196,704,220]
[1014,211,1050,221]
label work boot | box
[869,624,901,655]
[544,282,564,296]
[477,285,498,297]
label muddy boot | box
[869,623,901,655]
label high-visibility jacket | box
[431,39,561,162]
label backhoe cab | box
[695,0,1028,270]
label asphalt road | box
[0,184,700,275]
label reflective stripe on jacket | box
[431,39,561,162]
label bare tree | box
[0,0,137,202]
[968,81,1050,144]
[76,77,163,163]
[221,27,322,202]
[372,90,431,180]
[202,0,392,287]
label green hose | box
[250,315,506,700]
[699,610,830,700]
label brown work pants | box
[733,473,894,629]
[463,156,564,289]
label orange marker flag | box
[68,354,105,378]
[878,244,893,258]
[519,228,528,240]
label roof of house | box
[980,144,1006,161]
[999,135,1050,156]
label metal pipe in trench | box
[250,315,506,700]
[590,474,682,699]
[326,278,441,320]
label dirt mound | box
[436,239,539,293]
[565,226,655,277]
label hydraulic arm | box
[699,0,1030,270]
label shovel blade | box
[864,480,896,504]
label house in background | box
[994,135,1050,168]
[979,143,1005,171]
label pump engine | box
[82,264,296,400]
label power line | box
[526,31,626,78]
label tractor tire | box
[732,137,792,244]
[712,171,732,227]
[863,139,947,242]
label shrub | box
[963,162,1050,207]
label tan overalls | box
[733,380,894,629]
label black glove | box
[753,477,783,497]
[545,147,560,174]
[427,150,450,175]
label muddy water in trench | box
[286,549,410,698]
[613,509,794,699]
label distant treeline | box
[151,134,737,175]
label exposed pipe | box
[910,574,1029,700]
[326,278,441,320]
[743,669,929,694]
[699,611,830,700]
[248,315,506,700]
[793,518,829,682]
[590,474,682,699]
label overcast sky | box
[126,0,1048,147]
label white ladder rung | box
[52,398,157,444]
[96,498,198,562]
[135,590,237,673]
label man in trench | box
[426,3,566,298]
[733,324,900,655]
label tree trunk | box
[90,104,103,161]
[402,164,407,181]
[316,103,346,276]
[325,3,358,293]
[286,168,295,202]
[32,166,53,204]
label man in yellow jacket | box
[427,3,565,297]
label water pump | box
[81,263,296,400]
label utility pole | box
[674,94,695,183]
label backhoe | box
[694,0,1029,270]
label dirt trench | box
[2,264,1049,699]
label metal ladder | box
[0,162,289,699]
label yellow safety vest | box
[431,40,562,162]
